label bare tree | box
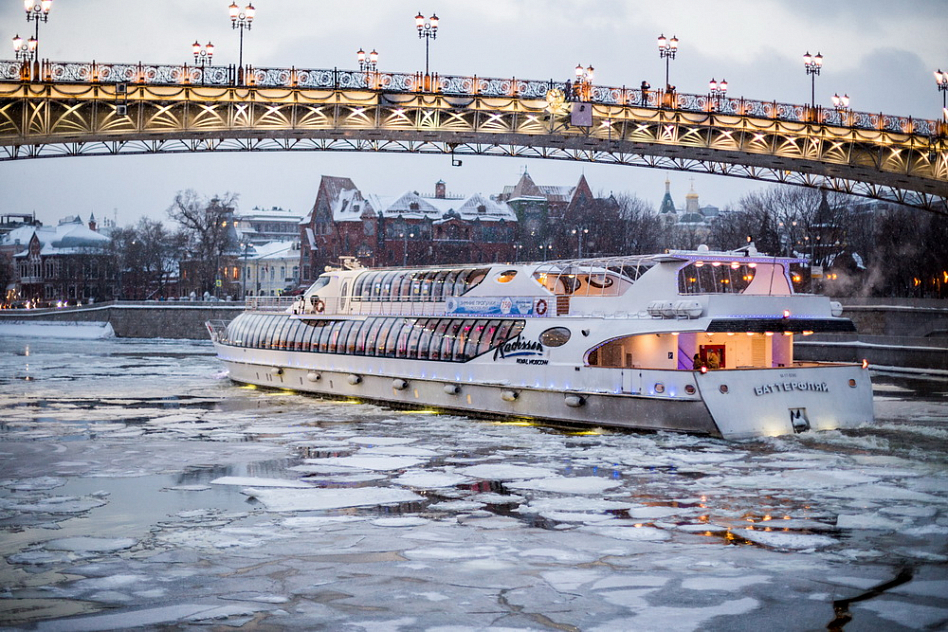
[168,191,239,296]
[614,193,666,254]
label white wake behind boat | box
[207,247,873,439]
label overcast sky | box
[1,0,945,229]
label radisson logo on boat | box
[493,335,544,361]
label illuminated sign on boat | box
[446,296,535,316]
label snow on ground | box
[0,321,115,339]
[0,337,946,630]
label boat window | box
[377,319,400,357]
[473,319,500,357]
[406,319,424,358]
[431,270,449,302]
[462,268,489,295]
[442,269,462,297]
[345,320,364,354]
[246,315,267,347]
[428,320,451,360]
[354,318,376,354]
[395,320,413,357]
[495,269,517,283]
[420,271,436,302]
[318,320,336,353]
[380,271,400,302]
[397,272,413,302]
[340,281,349,311]
[268,317,289,349]
[677,260,799,295]
[440,320,462,361]
[453,319,477,361]
[539,327,571,347]
[415,320,435,359]
[358,318,390,355]
[328,321,352,354]
[307,275,331,297]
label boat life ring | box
[535,299,548,315]
[313,298,325,313]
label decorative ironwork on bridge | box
[0,59,946,213]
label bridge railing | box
[0,59,940,137]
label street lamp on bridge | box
[574,64,594,101]
[415,12,439,77]
[708,78,728,110]
[357,48,379,72]
[23,1,51,61]
[228,2,255,85]
[192,41,214,84]
[12,34,37,62]
[803,51,823,111]
[935,70,948,121]
[657,33,678,91]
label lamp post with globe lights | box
[12,34,37,80]
[574,64,594,101]
[228,2,255,85]
[935,70,948,123]
[708,78,728,111]
[23,1,50,60]
[803,51,823,113]
[415,12,439,81]
[657,33,678,92]
[192,41,214,84]
[357,48,380,89]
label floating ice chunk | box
[890,579,948,600]
[627,506,687,520]
[901,524,948,537]
[507,476,621,494]
[737,529,836,551]
[44,537,137,553]
[162,485,212,492]
[1,476,66,491]
[8,495,108,514]
[836,513,903,531]
[593,597,759,632]
[456,463,555,481]
[581,525,671,541]
[403,545,499,561]
[281,516,367,530]
[347,436,417,446]
[855,600,948,630]
[210,477,313,488]
[518,497,635,514]
[372,517,430,527]
[540,511,615,523]
[6,549,72,565]
[471,492,524,505]
[592,575,669,590]
[541,569,603,591]
[826,485,941,503]
[359,445,440,457]
[682,575,770,591]
[457,515,522,530]
[428,500,485,512]
[879,505,938,518]
[392,471,470,489]
[242,487,421,512]
[316,456,426,471]
[676,523,729,534]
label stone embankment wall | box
[794,298,948,372]
[0,301,245,339]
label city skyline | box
[1,0,945,228]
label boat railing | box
[245,296,299,312]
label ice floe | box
[242,486,422,512]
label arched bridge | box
[1,60,946,213]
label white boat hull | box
[212,342,873,439]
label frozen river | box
[0,337,946,631]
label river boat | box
[207,247,873,439]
